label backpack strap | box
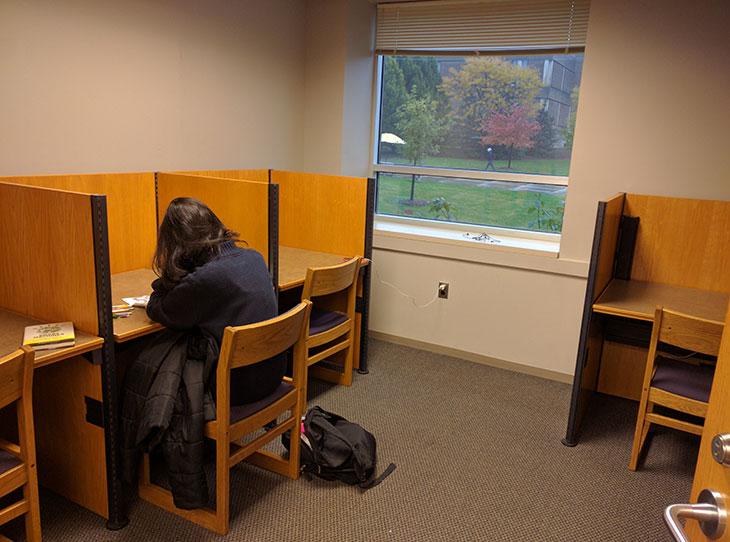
[358,463,396,490]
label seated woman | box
[147,196,282,404]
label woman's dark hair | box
[153,197,243,285]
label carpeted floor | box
[3,339,696,541]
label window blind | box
[376,0,590,55]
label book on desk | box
[22,321,76,350]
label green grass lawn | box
[377,174,565,233]
[381,154,571,176]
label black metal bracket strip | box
[562,200,606,447]
[357,177,376,375]
[91,196,128,530]
[268,183,280,298]
[154,172,160,229]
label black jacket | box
[121,329,217,509]
[146,243,284,404]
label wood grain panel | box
[157,173,270,262]
[593,193,625,301]
[597,341,646,401]
[625,194,730,292]
[593,280,729,322]
[271,170,368,257]
[0,183,99,335]
[33,357,108,518]
[279,246,351,291]
[0,173,157,274]
[175,169,269,182]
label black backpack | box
[283,406,396,489]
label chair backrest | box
[302,257,362,300]
[219,301,311,371]
[655,307,724,357]
[0,347,33,411]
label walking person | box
[486,146,495,170]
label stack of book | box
[112,304,133,319]
[23,322,76,350]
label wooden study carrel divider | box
[0,180,124,526]
[564,193,730,446]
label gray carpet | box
[3,339,696,541]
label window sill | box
[373,216,588,278]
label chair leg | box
[24,470,42,542]
[629,399,652,471]
[215,440,230,536]
[289,398,303,480]
[340,338,354,387]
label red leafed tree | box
[480,105,540,169]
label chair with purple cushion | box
[0,346,41,541]
[628,307,724,471]
[138,301,311,535]
[301,257,362,392]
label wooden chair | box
[301,257,362,391]
[138,301,311,535]
[628,307,724,471]
[0,346,41,542]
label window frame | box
[370,53,576,247]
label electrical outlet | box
[438,282,449,299]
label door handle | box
[664,489,726,542]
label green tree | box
[397,56,442,100]
[563,85,580,149]
[531,109,556,158]
[441,57,542,142]
[396,90,445,201]
[381,57,407,134]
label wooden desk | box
[0,308,103,368]
[278,246,353,291]
[593,279,729,323]
[109,254,371,372]
[111,269,162,342]
[564,192,730,446]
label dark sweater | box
[147,242,282,404]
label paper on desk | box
[122,295,150,308]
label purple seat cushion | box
[229,382,294,424]
[651,357,715,403]
[309,308,348,336]
[0,449,21,475]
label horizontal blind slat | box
[376,0,590,52]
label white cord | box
[374,268,440,309]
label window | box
[372,1,589,236]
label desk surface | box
[279,246,354,291]
[593,279,729,323]
[0,308,103,368]
[111,248,363,341]
[111,268,162,343]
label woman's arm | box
[146,276,202,330]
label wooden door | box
[684,303,730,540]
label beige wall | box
[561,0,730,261]
[301,0,375,176]
[0,0,305,174]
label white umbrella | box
[380,132,405,145]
